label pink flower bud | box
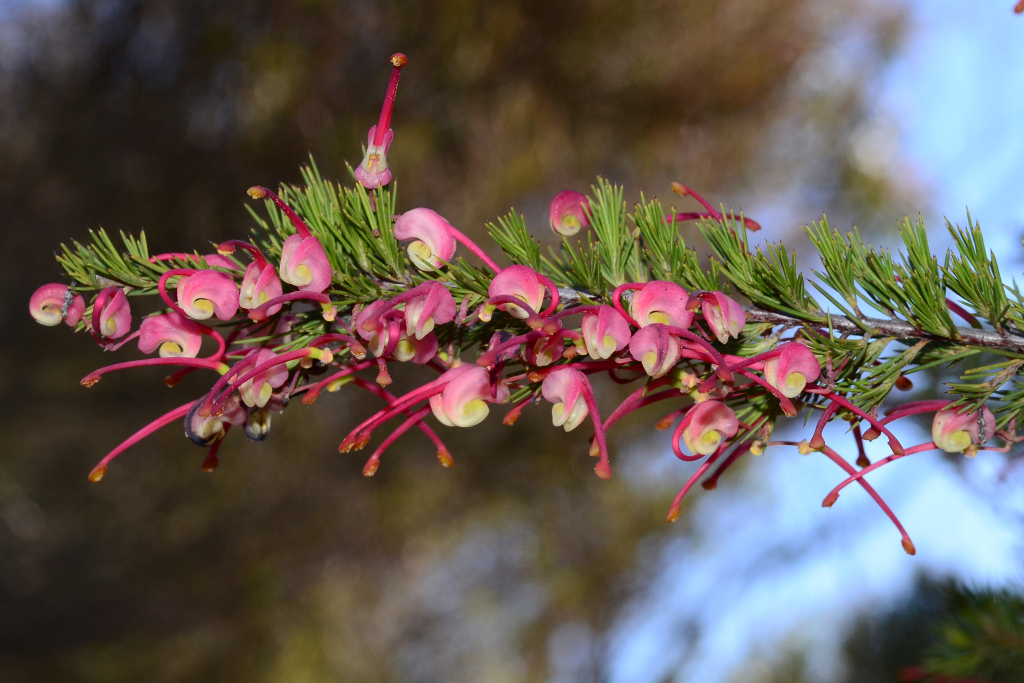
[280,233,333,293]
[549,190,590,236]
[630,281,693,329]
[680,400,739,456]
[763,343,820,398]
[404,282,456,339]
[177,270,239,321]
[239,262,284,315]
[690,290,745,343]
[30,283,85,327]
[628,324,681,377]
[138,312,203,358]
[932,405,996,454]
[394,208,457,270]
[93,287,132,338]
[393,331,439,364]
[430,364,509,427]
[581,305,630,359]
[542,367,590,432]
[239,349,289,408]
[487,265,546,320]
[355,53,407,189]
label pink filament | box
[90,401,197,479]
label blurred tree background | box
[2,0,994,681]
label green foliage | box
[922,588,1024,683]
[487,210,541,271]
[944,214,1011,331]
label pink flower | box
[689,290,745,343]
[763,343,820,398]
[630,281,693,329]
[430,364,508,427]
[679,400,739,456]
[138,312,203,358]
[355,53,407,189]
[542,367,590,432]
[30,283,84,327]
[524,335,563,367]
[239,349,289,408]
[393,331,439,364]
[549,190,590,236]
[932,405,996,454]
[581,306,630,359]
[394,208,457,270]
[354,300,393,356]
[177,270,239,321]
[403,283,456,339]
[628,324,681,377]
[280,233,333,293]
[185,395,246,446]
[239,262,284,315]
[485,265,546,320]
[93,287,132,338]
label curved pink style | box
[932,405,996,454]
[486,265,547,320]
[238,349,289,408]
[177,270,239,321]
[524,335,564,367]
[280,233,333,293]
[679,400,739,457]
[30,283,85,327]
[430,364,508,427]
[138,312,203,358]
[93,287,132,338]
[581,305,630,359]
[393,331,439,364]
[403,283,457,339]
[549,190,590,237]
[628,323,681,378]
[355,53,407,189]
[239,262,284,315]
[630,281,693,329]
[542,367,590,432]
[394,208,458,270]
[763,342,820,398]
[690,290,745,343]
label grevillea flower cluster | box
[31,54,1024,555]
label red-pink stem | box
[82,357,227,386]
[666,212,761,232]
[209,348,315,415]
[476,329,546,367]
[150,253,242,270]
[946,299,981,328]
[88,401,197,481]
[248,187,311,238]
[665,441,735,521]
[339,379,450,451]
[807,387,905,455]
[295,361,375,402]
[579,375,612,479]
[349,377,450,457]
[372,54,407,147]
[808,401,840,450]
[665,326,732,382]
[702,441,755,490]
[535,273,561,317]
[879,400,951,425]
[819,445,915,554]
[611,283,645,327]
[199,352,257,416]
[158,269,198,318]
[823,442,938,506]
[361,406,432,475]
[445,225,502,272]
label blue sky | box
[605,3,1024,681]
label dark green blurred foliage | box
[0,0,906,680]
[921,585,1024,682]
